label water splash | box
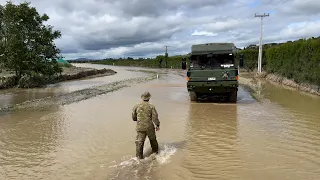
[106,144,177,179]
[155,144,177,164]
[109,144,177,169]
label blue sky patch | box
[249,0,260,8]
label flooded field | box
[0,64,319,180]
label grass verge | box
[238,75,265,102]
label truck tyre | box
[229,89,237,103]
[189,92,197,101]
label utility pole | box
[255,13,269,73]
[164,45,169,68]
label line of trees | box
[92,55,188,68]
[236,37,320,86]
[0,1,62,80]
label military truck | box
[186,43,243,103]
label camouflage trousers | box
[135,129,159,159]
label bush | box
[93,55,186,69]
[17,73,57,88]
[236,37,320,86]
[58,62,73,68]
[266,38,320,86]
[0,76,18,89]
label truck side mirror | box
[181,58,186,69]
[239,54,244,68]
[239,58,244,68]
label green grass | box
[92,57,184,69]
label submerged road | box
[0,64,320,180]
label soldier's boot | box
[135,140,144,159]
[150,139,159,154]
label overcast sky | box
[1,0,320,59]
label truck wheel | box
[189,92,197,101]
[229,89,237,103]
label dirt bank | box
[265,74,320,96]
[250,71,320,96]
[238,69,320,97]
[238,74,265,102]
[58,66,116,82]
[0,70,157,112]
[0,66,117,89]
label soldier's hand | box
[156,126,160,131]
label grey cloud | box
[74,15,184,50]
[113,0,228,17]
[277,0,320,16]
[0,0,319,59]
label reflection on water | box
[179,98,320,180]
[0,89,62,108]
[262,80,320,115]
[237,101,320,180]
[180,103,239,179]
[0,109,65,179]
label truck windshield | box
[190,53,234,68]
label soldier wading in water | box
[132,92,160,159]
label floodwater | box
[0,64,149,108]
[0,64,320,180]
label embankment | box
[58,66,116,82]
[239,70,320,99]
[254,72,320,96]
[0,66,117,89]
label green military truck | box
[186,43,243,103]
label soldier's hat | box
[141,91,151,100]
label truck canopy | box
[188,43,236,69]
[191,43,236,55]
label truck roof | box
[191,43,236,55]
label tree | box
[156,55,164,68]
[0,1,62,78]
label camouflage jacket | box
[132,101,160,131]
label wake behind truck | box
[186,43,244,103]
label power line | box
[267,0,291,12]
[255,13,269,73]
[164,45,169,68]
[253,0,276,15]
[235,0,290,26]
[234,0,276,25]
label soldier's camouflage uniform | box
[132,92,160,159]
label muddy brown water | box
[0,64,320,180]
[0,64,148,108]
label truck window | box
[190,54,234,68]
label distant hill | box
[73,58,89,61]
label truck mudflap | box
[187,80,238,102]
[187,81,238,93]
[197,94,230,102]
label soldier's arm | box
[151,106,160,127]
[132,105,137,121]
